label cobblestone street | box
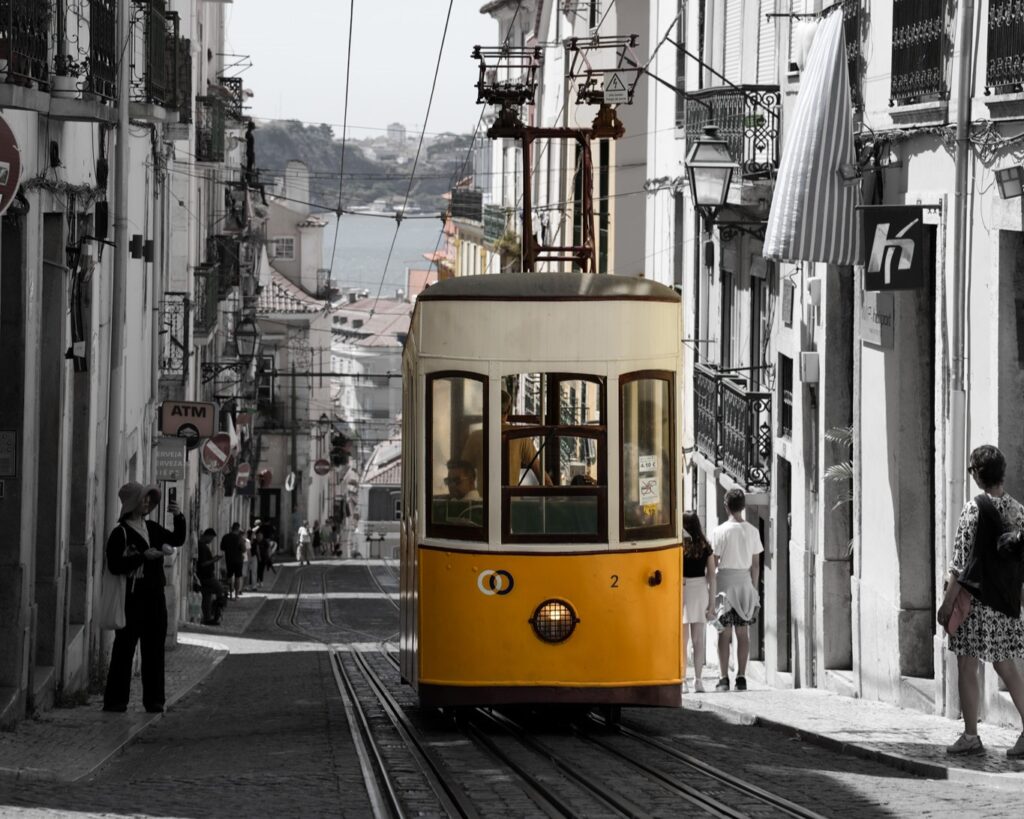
[0,558,1021,817]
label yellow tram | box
[400,272,684,708]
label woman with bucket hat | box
[102,482,187,713]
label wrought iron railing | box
[217,75,244,120]
[170,35,192,122]
[0,0,50,88]
[682,85,780,178]
[451,188,484,222]
[890,0,950,105]
[483,203,509,244]
[193,267,219,336]
[81,0,117,101]
[130,0,178,107]
[693,363,771,490]
[843,0,863,108]
[986,0,1024,93]
[208,234,240,298]
[196,95,225,162]
[159,292,189,382]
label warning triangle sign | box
[604,72,628,103]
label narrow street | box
[2,560,1022,817]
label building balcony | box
[207,234,240,298]
[483,203,510,245]
[450,188,483,223]
[680,85,780,181]
[693,363,772,490]
[215,75,245,121]
[129,1,180,120]
[196,95,225,162]
[193,266,220,338]
[890,1,948,105]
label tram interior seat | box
[432,498,484,527]
[509,495,598,535]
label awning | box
[763,10,862,266]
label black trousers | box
[103,589,168,710]
[200,577,226,623]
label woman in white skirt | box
[682,511,716,692]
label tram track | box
[274,565,821,817]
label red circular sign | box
[0,116,21,218]
[201,433,232,473]
[313,458,331,476]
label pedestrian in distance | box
[938,444,1024,758]
[221,522,245,599]
[330,520,341,556]
[710,488,763,692]
[312,520,322,557]
[244,527,259,590]
[196,528,226,625]
[103,482,186,714]
[682,511,717,694]
[297,520,312,565]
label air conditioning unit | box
[800,352,820,383]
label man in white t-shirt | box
[710,488,764,692]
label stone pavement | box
[685,668,1024,789]
[0,568,273,783]
[3,561,1023,791]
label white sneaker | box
[946,733,984,756]
[681,681,689,694]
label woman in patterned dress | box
[938,445,1024,757]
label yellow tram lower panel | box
[416,544,682,706]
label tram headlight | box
[529,599,579,643]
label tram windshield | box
[503,374,606,543]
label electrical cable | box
[327,0,357,284]
[369,0,455,316]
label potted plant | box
[52,55,86,98]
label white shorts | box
[683,576,710,624]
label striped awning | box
[763,10,862,266]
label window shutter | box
[758,1,777,83]
[723,0,742,83]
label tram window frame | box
[501,373,607,544]
[425,372,488,541]
[619,371,676,541]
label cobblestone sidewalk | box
[687,676,1024,788]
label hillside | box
[252,120,475,211]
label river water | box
[321,212,445,297]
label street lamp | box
[685,125,739,220]
[235,315,261,363]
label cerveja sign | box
[159,401,216,442]
[861,205,925,291]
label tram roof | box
[416,272,680,303]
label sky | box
[224,1,499,138]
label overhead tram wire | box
[421,0,526,277]
[327,0,357,286]
[369,0,455,317]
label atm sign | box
[159,401,216,439]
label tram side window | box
[428,375,486,537]
[621,374,674,538]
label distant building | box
[387,122,407,144]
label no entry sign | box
[201,433,232,473]
[0,116,22,218]
[313,459,331,476]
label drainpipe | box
[104,0,130,530]
[946,0,974,711]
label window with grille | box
[890,0,951,105]
[270,237,295,260]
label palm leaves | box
[825,424,854,556]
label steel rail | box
[599,715,828,819]
[350,651,478,818]
[365,563,400,611]
[480,709,651,818]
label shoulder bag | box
[97,527,127,630]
